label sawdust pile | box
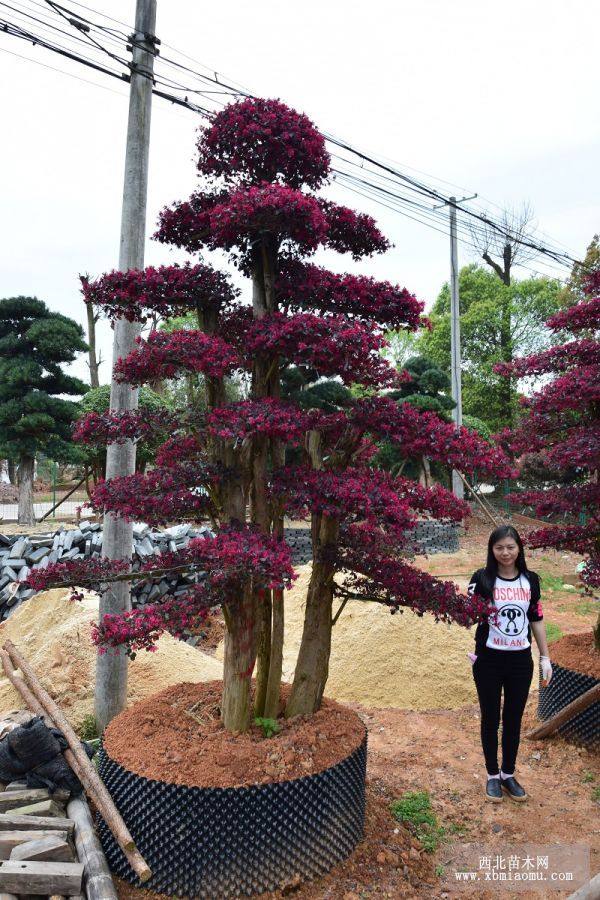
[0,589,222,727]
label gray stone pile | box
[0,519,460,622]
[283,521,460,565]
[0,521,212,621]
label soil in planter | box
[550,632,600,679]
[103,680,366,789]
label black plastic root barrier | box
[538,663,600,749]
[97,735,367,898]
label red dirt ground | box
[103,680,366,789]
[551,632,600,679]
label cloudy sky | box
[1,0,598,385]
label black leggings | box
[473,648,534,775]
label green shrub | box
[254,717,281,738]
[539,571,565,592]
[78,713,99,741]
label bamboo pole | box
[525,682,600,740]
[1,642,151,883]
[67,795,118,900]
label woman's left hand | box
[540,656,553,684]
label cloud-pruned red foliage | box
[80,263,238,323]
[59,97,514,714]
[276,260,424,330]
[196,97,330,190]
[114,330,240,384]
[498,273,600,599]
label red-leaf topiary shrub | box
[32,98,512,731]
[497,269,600,650]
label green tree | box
[559,234,600,307]
[373,355,454,484]
[0,297,88,524]
[394,355,455,417]
[78,385,175,494]
[419,265,562,432]
[160,312,246,409]
[281,366,354,413]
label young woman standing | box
[468,525,552,803]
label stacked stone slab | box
[0,522,212,622]
[283,521,460,567]
[408,520,460,554]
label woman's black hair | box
[481,525,529,596]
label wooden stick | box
[525,682,600,740]
[38,471,89,523]
[67,796,118,900]
[566,871,600,900]
[456,471,501,527]
[0,649,56,728]
[1,643,151,883]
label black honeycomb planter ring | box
[538,663,600,750]
[97,734,367,898]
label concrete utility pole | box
[95,0,158,732]
[449,197,464,500]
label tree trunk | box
[420,456,431,488]
[86,303,101,389]
[595,535,600,653]
[253,587,272,719]
[17,455,35,525]
[483,244,514,427]
[200,302,259,731]
[251,239,279,717]
[263,440,286,720]
[499,289,514,428]
[7,459,16,485]
[286,515,339,717]
[221,586,257,732]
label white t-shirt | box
[486,573,532,651]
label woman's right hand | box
[540,656,552,685]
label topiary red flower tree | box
[29,98,512,733]
[496,270,600,650]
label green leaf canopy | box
[0,296,88,462]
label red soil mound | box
[103,680,366,789]
[550,631,600,679]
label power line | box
[0,5,586,272]
[332,167,571,278]
[11,1,584,267]
[0,39,125,92]
[333,175,569,282]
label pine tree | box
[0,297,88,524]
